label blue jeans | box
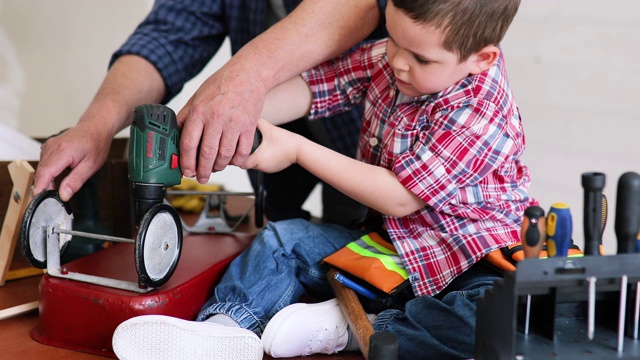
[197,219,502,360]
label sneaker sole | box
[112,315,263,360]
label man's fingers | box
[179,110,205,178]
[229,131,255,167]
[176,97,193,128]
[32,174,57,197]
[57,163,96,202]
[196,123,226,182]
[32,152,72,197]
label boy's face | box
[385,2,479,97]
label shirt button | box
[389,88,395,97]
[369,137,378,146]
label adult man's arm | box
[33,55,165,201]
[33,0,229,202]
[177,0,384,183]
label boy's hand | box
[241,118,301,173]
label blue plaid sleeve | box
[110,0,228,103]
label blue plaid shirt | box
[111,0,388,157]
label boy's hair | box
[391,0,520,62]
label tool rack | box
[475,253,640,359]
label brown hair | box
[391,0,520,62]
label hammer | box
[327,268,398,359]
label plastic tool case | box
[476,254,640,359]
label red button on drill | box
[170,153,179,169]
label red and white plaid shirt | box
[302,39,533,296]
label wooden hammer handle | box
[327,268,375,359]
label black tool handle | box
[368,332,399,360]
[251,130,262,154]
[582,172,606,255]
[615,172,640,254]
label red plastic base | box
[30,233,254,358]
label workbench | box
[0,240,362,360]
[0,199,363,359]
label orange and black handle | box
[521,206,546,259]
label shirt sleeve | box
[110,0,227,103]
[394,98,522,212]
[302,40,387,121]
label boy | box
[113,0,529,359]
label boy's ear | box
[468,45,500,75]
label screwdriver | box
[588,192,608,339]
[581,172,606,256]
[615,172,640,254]
[614,172,640,340]
[546,203,573,258]
[636,230,640,340]
[600,194,608,255]
[520,206,545,335]
[522,206,546,259]
[547,203,597,339]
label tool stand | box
[18,189,256,357]
[29,231,253,357]
[21,190,183,290]
[167,188,263,233]
[476,254,640,359]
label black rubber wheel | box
[20,190,73,269]
[135,203,183,287]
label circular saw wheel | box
[135,203,183,287]
[20,190,73,269]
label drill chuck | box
[131,182,167,225]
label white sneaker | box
[112,315,263,360]
[262,299,349,358]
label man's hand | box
[177,60,269,183]
[176,0,382,184]
[33,123,112,202]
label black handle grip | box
[615,172,640,254]
[581,172,606,255]
[251,130,262,154]
[368,332,399,360]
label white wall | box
[501,1,640,253]
[2,1,639,253]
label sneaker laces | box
[305,323,347,355]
